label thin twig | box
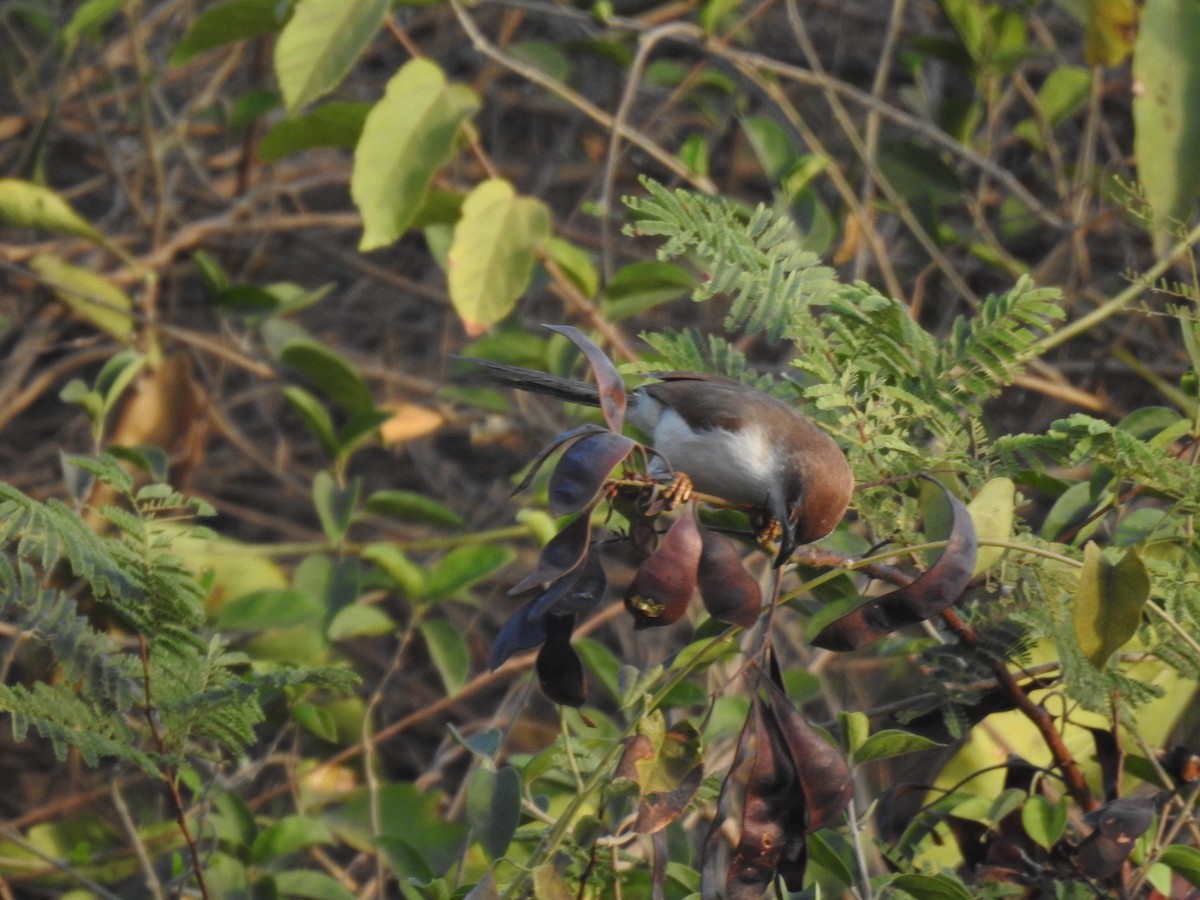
[137,634,212,900]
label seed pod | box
[697,527,762,628]
[535,614,587,707]
[624,507,701,629]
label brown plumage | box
[459,359,853,562]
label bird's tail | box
[455,357,602,407]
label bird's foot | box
[659,472,693,509]
[755,516,783,548]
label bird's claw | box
[755,517,783,548]
[660,472,693,509]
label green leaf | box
[1133,0,1200,253]
[57,381,103,422]
[886,872,975,900]
[94,348,147,417]
[1161,844,1200,888]
[334,410,390,466]
[62,0,127,45]
[418,619,470,695]
[544,237,598,298]
[424,545,513,601]
[1073,542,1151,667]
[1015,67,1092,148]
[361,543,426,597]
[852,729,943,764]
[466,765,521,860]
[279,338,374,417]
[574,638,622,703]
[807,831,855,887]
[364,490,464,528]
[1021,794,1068,850]
[211,791,258,848]
[839,710,870,757]
[274,0,390,112]
[327,604,394,640]
[250,815,334,863]
[273,869,357,900]
[30,255,133,341]
[352,58,480,250]
[447,179,551,334]
[741,115,798,182]
[313,471,359,543]
[967,477,1015,576]
[1084,0,1138,66]
[258,101,370,161]
[217,589,325,631]
[601,260,695,321]
[282,386,338,459]
[532,863,574,900]
[0,179,102,242]
[291,702,340,742]
[170,0,284,66]
[325,783,466,876]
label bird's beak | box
[773,504,799,568]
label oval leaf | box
[279,338,374,417]
[30,254,133,341]
[467,765,522,860]
[1132,0,1200,254]
[250,815,333,863]
[425,545,514,601]
[352,58,480,250]
[967,476,1015,577]
[259,100,369,161]
[365,489,464,528]
[1073,542,1151,667]
[1021,794,1068,851]
[0,179,101,241]
[851,729,943,765]
[419,619,470,696]
[171,0,285,66]
[1161,844,1200,888]
[274,0,390,112]
[217,588,325,631]
[313,471,359,543]
[328,604,395,641]
[448,179,551,335]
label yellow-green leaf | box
[1,179,132,265]
[274,0,390,112]
[30,255,133,341]
[1133,0,1200,254]
[448,179,550,335]
[1073,542,1151,667]
[0,179,101,241]
[170,0,284,66]
[967,477,1015,576]
[351,59,480,251]
[1084,0,1138,67]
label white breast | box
[635,403,777,507]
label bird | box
[459,355,853,565]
